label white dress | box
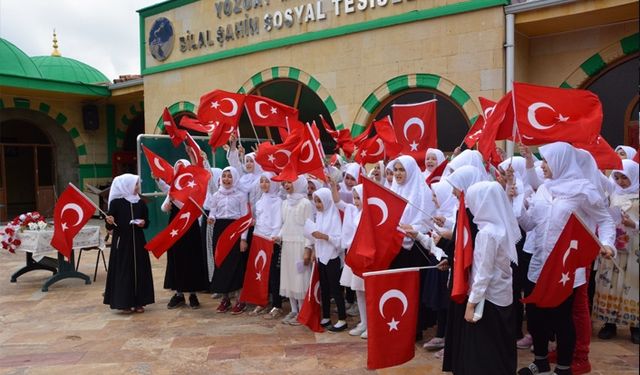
[279,198,312,300]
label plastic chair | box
[75,232,109,281]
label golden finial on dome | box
[51,29,61,57]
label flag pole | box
[571,212,618,268]
[363,265,439,277]
[68,182,115,225]
[188,197,208,217]
[243,103,261,144]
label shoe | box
[211,293,222,299]
[263,307,283,320]
[216,297,231,313]
[597,323,617,340]
[360,330,368,339]
[349,323,366,336]
[320,319,332,328]
[346,303,360,317]
[231,302,247,315]
[167,294,186,309]
[189,294,200,309]
[134,306,145,313]
[288,314,301,326]
[434,348,444,359]
[517,334,534,349]
[249,305,266,316]
[423,337,445,350]
[631,327,640,344]
[517,361,552,375]
[281,312,296,324]
[571,359,591,375]
[328,322,347,332]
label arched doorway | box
[0,115,56,220]
[113,113,145,176]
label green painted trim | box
[287,67,301,80]
[580,54,606,77]
[77,144,88,156]
[55,113,67,126]
[156,101,196,132]
[137,0,199,17]
[469,115,479,125]
[271,66,279,79]
[184,102,195,112]
[251,72,263,87]
[620,32,639,55]
[350,123,366,137]
[141,0,507,75]
[238,87,246,94]
[560,81,572,88]
[0,73,110,97]
[324,97,337,114]
[416,73,441,89]
[107,105,116,158]
[336,123,345,130]
[13,98,30,109]
[69,128,80,139]
[450,85,471,107]
[139,14,146,77]
[38,102,50,114]
[363,94,380,114]
[387,75,410,94]
[308,76,321,92]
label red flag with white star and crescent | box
[239,234,274,306]
[50,184,96,258]
[163,107,188,147]
[297,261,324,333]
[451,192,474,304]
[197,89,246,128]
[145,198,202,259]
[364,267,420,370]
[214,210,253,267]
[391,99,437,167]
[141,144,174,184]
[169,164,210,207]
[244,95,298,128]
[522,213,601,308]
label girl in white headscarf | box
[368,161,385,185]
[310,187,347,331]
[447,149,491,181]
[277,175,313,324]
[384,160,395,188]
[206,166,250,314]
[424,148,447,179]
[594,159,639,344]
[456,181,520,375]
[162,159,209,310]
[104,174,154,313]
[339,163,364,204]
[517,142,616,375]
[228,150,263,212]
[616,145,637,160]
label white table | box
[10,225,103,291]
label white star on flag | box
[256,272,262,281]
[270,107,277,114]
[559,272,571,286]
[267,154,275,163]
[409,141,419,151]
[387,317,400,331]
[556,114,569,122]
[170,229,179,237]
[211,101,219,109]
[187,180,197,188]
[360,150,367,158]
[61,222,68,231]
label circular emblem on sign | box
[148,17,174,61]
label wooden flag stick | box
[68,182,115,226]
[188,196,208,217]
[363,265,439,277]
[243,103,262,144]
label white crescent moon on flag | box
[463,227,470,248]
[174,173,194,190]
[153,157,166,171]
[178,212,191,231]
[219,98,239,117]
[273,150,292,169]
[255,101,269,119]
[483,105,496,119]
[224,125,236,134]
[204,123,217,132]
[61,203,84,227]
[255,249,267,271]
[378,289,408,319]
[313,281,321,304]
[403,117,425,141]
[367,197,389,226]
[527,102,556,130]
[370,138,384,157]
[300,140,314,164]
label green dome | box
[32,55,109,84]
[0,38,42,78]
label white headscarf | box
[431,181,457,222]
[446,165,486,194]
[616,145,637,160]
[425,148,446,172]
[108,174,141,208]
[343,163,364,183]
[208,168,223,195]
[384,160,395,188]
[286,175,308,205]
[218,166,240,195]
[448,149,490,180]
[307,176,324,192]
[341,184,363,250]
[610,159,639,194]
[368,161,385,184]
[466,181,521,265]
[238,152,263,193]
[498,156,527,180]
[539,142,602,205]
[391,155,435,245]
[313,187,343,264]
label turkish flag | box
[214,211,253,267]
[354,118,402,164]
[208,122,237,149]
[255,127,303,173]
[169,164,210,206]
[522,213,601,308]
[477,94,513,166]
[513,82,602,145]
[573,135,623,170]
[50,184,96,258]
[451,193,473,304]
[145,198,202,258]
[179,116,217,134]
[346,177,406,276]
[197,89,246,128]
[239,234,274,306]
[163,107,187,147]
[391,99,437,166]
[273,124,326,182]
[364,267,420,370]
[245,95,298,127]
[319,115,340,140]
[297,261,324,332]
[634,151,640,163]
[184,133,205,168]
[425,159,448,187]
[373,117,403,158]
[141,145,174,184]
[464,115,485,149]
[336,129,356,158]
[354,136,386,165]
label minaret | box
[51,29,61,57]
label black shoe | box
[598,323,617,340]
[189,294,200,309]
[320,320,332,328]
[328,323,348,332]
[167,294,186,309]
[631,327,640,344]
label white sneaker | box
[287,313,300,326]
[423,337,445,350]
[349,323,366,336]
[360,330,368,339]
[346,303,360,317]
[281,312,296,324]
